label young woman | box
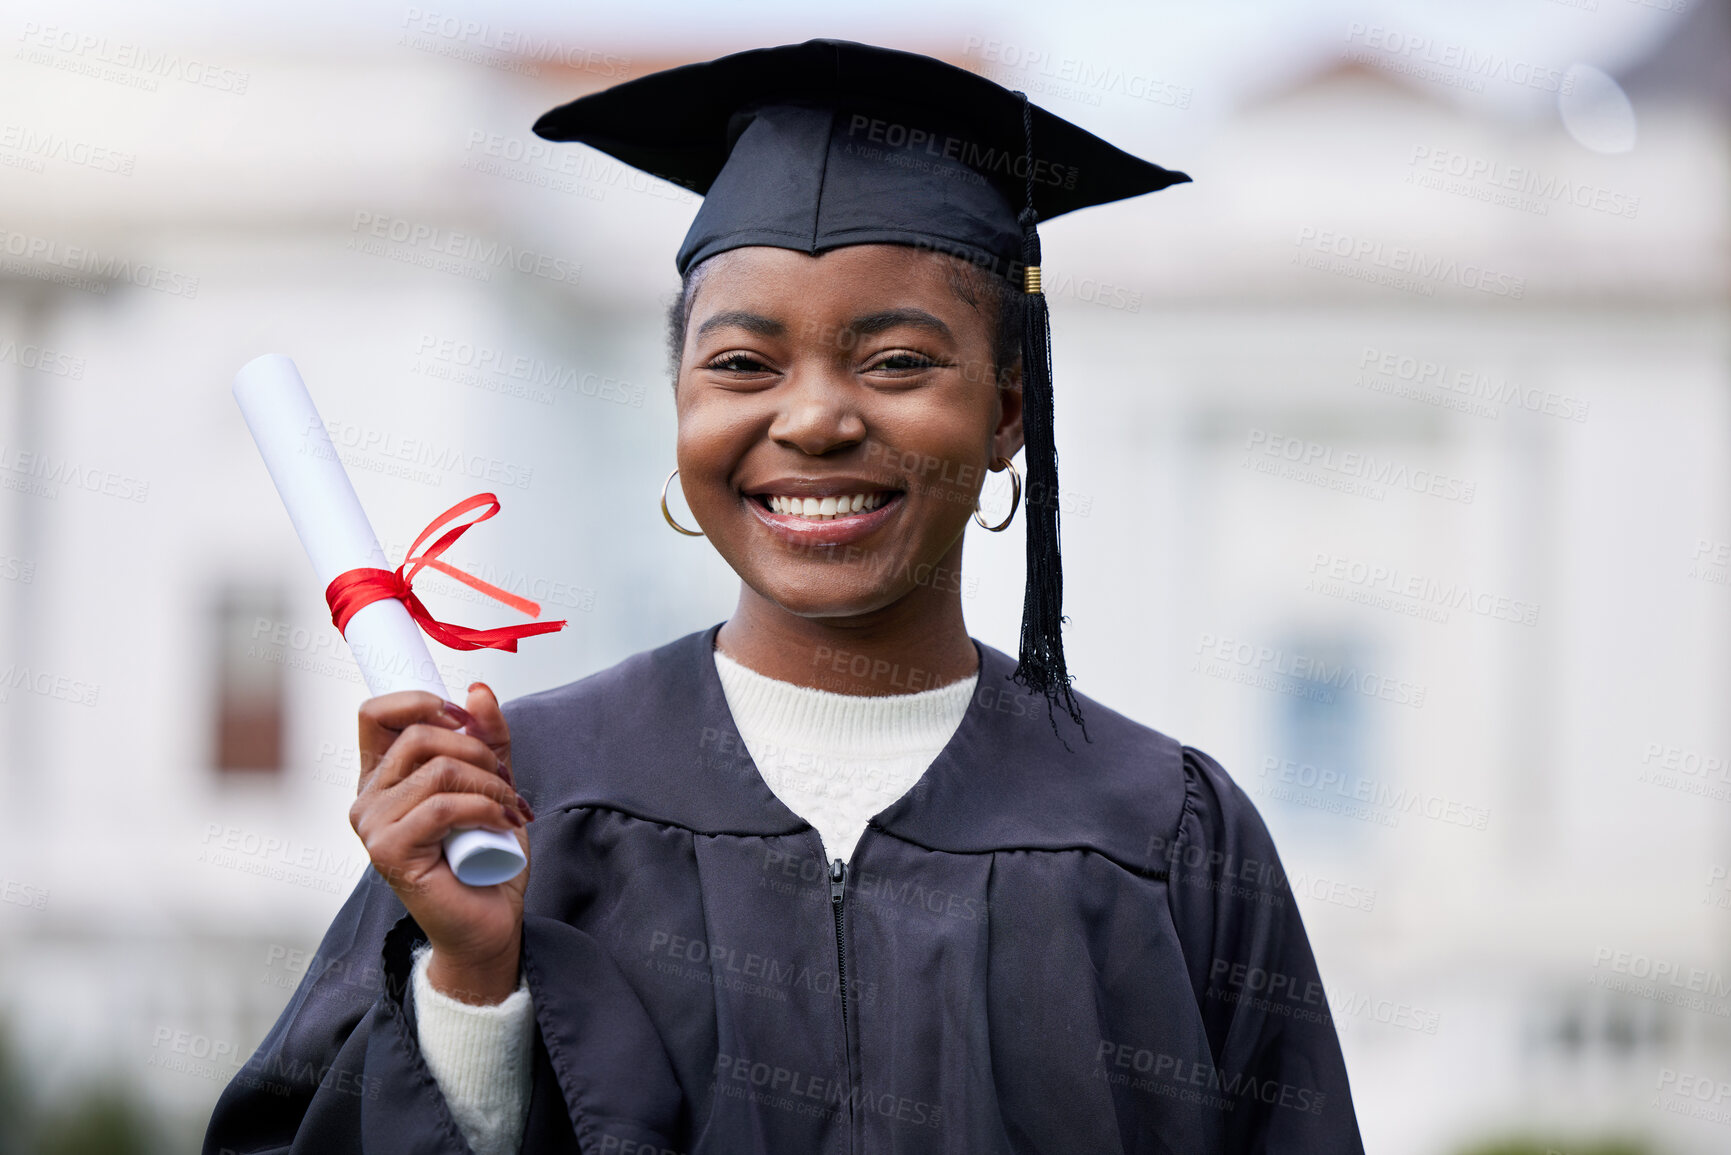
[207,40,1364,1155]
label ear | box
[991,356,1025,464]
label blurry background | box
[0,0,1724,1151]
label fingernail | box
[504,806,525,827]
[516,794,536,821]
[442,702,477,730]
[468,682,493,697]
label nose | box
[768,367,866,457]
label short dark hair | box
[664,248,1024,389]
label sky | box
[13,0,1681,118]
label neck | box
[717,578,977,697]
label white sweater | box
[412,646,977,1153]
[710,645,977,864]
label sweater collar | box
[690,622,992,840]
[689,622,1044,851]
[711,644,977,757]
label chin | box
[749,572,906,621]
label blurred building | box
[0,6,1725,1151]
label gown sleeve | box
[202,868,690,1154]
[1163,746,1367,1154]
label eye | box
[868,350,943,373]
[705,352,772,373]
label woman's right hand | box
[350,681,533,1004]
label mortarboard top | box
[533,39,1192,739]
[532,38,1190,278]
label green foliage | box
[1456,1138,1655,1155]
[0,1022,30,1155]
[33,1088,157,1155]
[0,1018,162,1155]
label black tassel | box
[1009,94,1087,742]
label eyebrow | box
[694,307,954,342]
[696,310,786,338]
[847,309,952,340]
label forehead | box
[689,244,978,318]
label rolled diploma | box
[231,353,527,887]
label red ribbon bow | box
[325,493,567,653]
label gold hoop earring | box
[660,468,704,537]
[973,456,1021,532]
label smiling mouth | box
[755,490,901,522]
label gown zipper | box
[829,857,849,1031]
[829,856,855,1150]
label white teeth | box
[764,492,890,521]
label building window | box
[1268,631,1374,845]
[211,587,285,773]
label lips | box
[743,484,905,546]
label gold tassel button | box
[1023,265,1042,294]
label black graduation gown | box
[204,624,1365,1154]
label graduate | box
[206,39,1364,1154]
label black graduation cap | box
[533,38,1190,735]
